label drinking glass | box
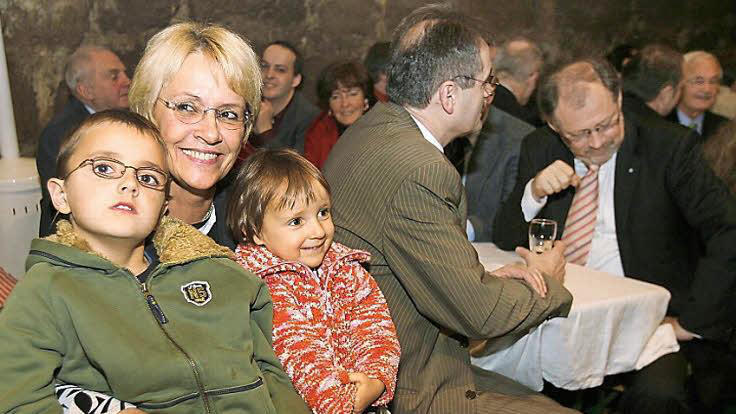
[528,219,557,253]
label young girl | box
[0,111,309,414]
[228,149,401,414]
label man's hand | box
[488,264,547,297]
[516,240,567,283]
[663,316,697,341]
[119,409,148,414]
[531,160,580,201]
[254,99,275,134]
[348,372,385,413]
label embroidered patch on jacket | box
[181,281,212,306]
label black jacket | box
[36,97,91,237]
[494,111,736,341]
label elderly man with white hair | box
[667,50,728,140]
[36,45,131,237]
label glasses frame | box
[558,109,623,144]
[158,98,252,130]
[454,72,500,97]
[684,76,722,87]
[64,157,170,191]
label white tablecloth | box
[470,243,680,391]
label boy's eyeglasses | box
[64,157,169,191]
[158,98,252,130]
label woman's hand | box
[119,409,148,414]
[254,99,275,134]
[348,372,385,413]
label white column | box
[0,15,20,159]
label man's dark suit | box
[622,93,680,128]
[36,96,91,237]
[466,107,534,241]
[492,84,543,127]
[666,108,728,141]
[324,102,575,414]
[494,112,736,339]
[494,110,736,411]
[253,91,319,154]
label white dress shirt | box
[409,114,476,240]
[521,154,625,276]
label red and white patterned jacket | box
[0,267,16,309]
[235,242,400,414]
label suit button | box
[465,390,477,400]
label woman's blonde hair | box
[128,22,262,138]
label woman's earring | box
[364,100,369,111]
[328,109,333,116]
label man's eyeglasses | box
[455,73,500,97]
[685,76,721,87]
[64,157,169,191]
[158,98,252,130]
[560,111,622,143]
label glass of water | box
[528,219,557,253]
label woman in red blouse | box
[304,61,375,169]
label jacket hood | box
[235,241,369,277]
[27,216,234,271]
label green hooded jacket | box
[0,216,310,414]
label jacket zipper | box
[28,249,225,413]
[137,378,264,410]
[136,274,213,414]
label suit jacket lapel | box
[613,116,640,245]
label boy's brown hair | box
[227,148,331,244]
[55,109,168,178]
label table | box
[470,243,680,391]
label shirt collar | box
[676,108,704,133]
[573,152,617,176]
[83,104,96,114]
[409,113,444,153]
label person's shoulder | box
[705,110,729,126]
[627,111,694,145]
[484,108,535,142]
[291,91,320,117]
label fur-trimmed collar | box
[46,216,234,264]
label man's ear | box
[547,120,559,134]
[48,178,71,214]
[76,81,94,103]
[438,81,456,114]
[291,73,302,89]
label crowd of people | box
[0,3,735,414]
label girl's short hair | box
[128,22,262,138]
[56,109,167,178]
[227,149,331,244]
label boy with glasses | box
[0,110,308,414]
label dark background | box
[1,0,734,157]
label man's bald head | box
[538,58,620,124]
[387,3,489,108]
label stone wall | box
[1,0,734,157]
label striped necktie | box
[562,166,599,265]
